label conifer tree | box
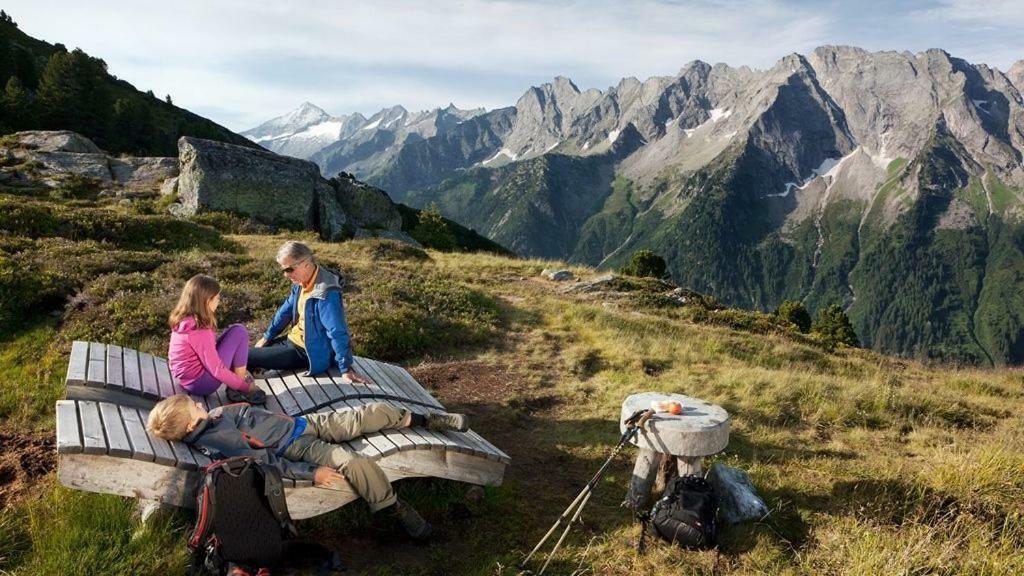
[3,76,32,130]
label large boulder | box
[9,130,103,153]
[110,157,179,190]
[176,137,404,240]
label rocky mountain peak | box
[1007,60,1024,92]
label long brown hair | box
[169,274,220,330]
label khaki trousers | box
[282,402,407,512]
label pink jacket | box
[168,316,247,389]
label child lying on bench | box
[146,394,468,540]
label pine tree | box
[813,304,859,349]
[37,49,110,139]
[3,76,32,130]
[13,47,36,89]
[620,249,667,278]
[775,300,812,333]
[0,34,11,82]
[165,94,173,105]
[412,204,456,251]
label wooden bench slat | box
[325,367,361,399]
[137,352,160,399]
[56,400,83,454]
[191,445,212,468]
[381,361,444,409]
[361,432,400,458]
[281,374,315,413]
[119,405,155,462]
[253,379,285,414]
[310,372,344,404]
[352,358,403,400]
[448,430,491,459]
[154,358,176,399]
[106,344,124,389]
[66,341,89,386]
[99,402,132,458]
[376,361,433,408]
[122,347,143,394]
[466,429,511,464]
[366,359,427,406]
[78,401,107,455]
[169,440,198,471]
[415,427,451,452]
[87,342,106,386]
[265,377,300,415]
[296,372,330,409]
[348,359,399,400]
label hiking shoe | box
[227,386,267,406]
[391,500,433,540]
[426,411,469,432]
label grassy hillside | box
[1,175,1023,574]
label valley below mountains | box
[246,46,1024,366]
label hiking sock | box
[409,412,427,428]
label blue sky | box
[5,0,1023,131]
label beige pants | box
[282,402,406,512]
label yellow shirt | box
[287,271,317,349]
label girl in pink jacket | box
[168,274,263,402]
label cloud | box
[3,0,1020,131]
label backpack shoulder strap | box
[259,463,298,537]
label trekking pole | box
[519,409,654,574]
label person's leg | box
[304,402,406,443]
[214,324,252,391]
[247,338,308,371]
[283,437,397,512]
[181,371,221,396]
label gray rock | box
[10,130,103,153]
[541,268,575,281]
[110,157,179,190]
[160,175,179,197]
[706,463,769,524]
[177,136,404,241]
[22,151,113,183]
[352,228,422,247]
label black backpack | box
[188,457,295,575]
[648,475,718,549]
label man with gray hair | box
[248,240,369,384]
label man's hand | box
[254,337,267,348]
[313,466,344,487]
[341,370,370,385]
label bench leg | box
[623,448,661,510]
[137,498,166,524]
[676,456,702,477]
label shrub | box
[813,304,860,349]
[0,256,47,329]
[776,300,812,333]
[411,205,456,251]
[619,249,667,279]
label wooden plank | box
[361,432,399,457]
[382,400,429,450]
[122,347,143,394]
[326,366,363,400]
[136,407,177,466]
[448,430,490,459]
[98,402,132,458]
[56,400,83,454]
[78,401,107,455]
[381,360,444,409]
[66,341,89,386]
[87,342,106,386]
[137,352,161,399]
[352,357,402,400]
[414,427,450,452]
[296,372,331,409]
[381,428,415,453]
[281,373,315,414]
[253,379,285,414]
[119,405,155,462]
[169,440,198,471]
[191,447,212,469]
[366,360,421,405]
[154,358,176,399]
[105,344,124,389]
[266,377,300,415]
[466,429,511,464]
[310,372,344,404]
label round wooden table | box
[619,392,730,509]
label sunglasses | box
[280,257,310,274]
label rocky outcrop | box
[175,137,406,241]
[0,131,178,191]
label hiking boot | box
[425,411,469,432]
[391,500,433,540]
[227,386,267,406]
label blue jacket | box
[262,267,354,375]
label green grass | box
[2,178,1023,574]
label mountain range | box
[245,46,1024,366]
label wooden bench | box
[56,341,509,520]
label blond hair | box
[146,394,195,440]
[169,274,220,330]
